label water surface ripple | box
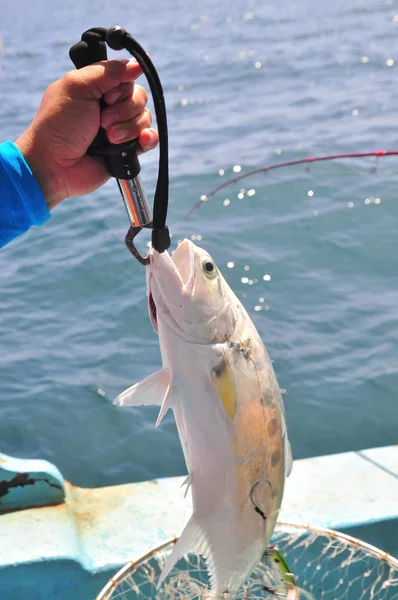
[1,0,397,486]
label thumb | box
[63,59,143,100]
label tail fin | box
[157,514,214,589]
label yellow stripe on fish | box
[211,356,236,419]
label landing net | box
[96,521,398,600]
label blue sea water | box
[0,0,398,489]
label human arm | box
[0,59,158,248]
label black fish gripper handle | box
[69,28,141,180]
[69,29,109,152]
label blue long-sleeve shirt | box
[0,141,50,248]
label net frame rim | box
[95,521,398,600]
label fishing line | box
[185,150,398,219]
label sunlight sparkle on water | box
[361,56,370,63]
[255,61,262,68]
[227,262,235,268]
[219,169,225,176]
[244,265,250,271]
[348,202,354,208]
[233,165,242,172]
[223,199,230,206]
[352,109,359,116]
[247,189,256,196]
[263,274,271,281]
[238,192,244,199]
[308,190,314,197]
[385,58,394,67]
[200,195,208,202]
[241,277,249,284]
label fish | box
[114,239,292,598]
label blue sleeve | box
[0,141,51,248]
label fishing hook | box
[249,478,272,520]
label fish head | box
[147,239,237,343]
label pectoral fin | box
[113,370,170,407]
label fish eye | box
[202,259,217,278]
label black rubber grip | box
[69,38,108,151]
[69,31,141,180]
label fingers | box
[103,81,135,106]
[105,108,152,144]
[138,128,159,154]
[64,58,144,100]
[100,84,148,129]
[61,58,159,149]
[101,82,154,145]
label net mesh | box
[96,522,398,600]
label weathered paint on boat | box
[0,446,397,599]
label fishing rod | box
[69,26,170,265]
[185,150,398,219]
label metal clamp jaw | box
[91,140,152,265]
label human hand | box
[15,60,159,210]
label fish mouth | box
[147,240,195,334]
[171,239,195,288]
[149,291,158,332]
